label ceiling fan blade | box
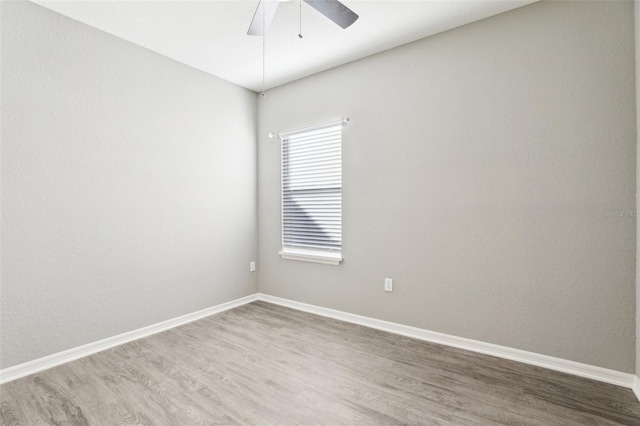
[247,0,280,36]
[303,0,359,29]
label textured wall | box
[0,1,258,369]
[258,0,636,372]
[634,0,640,378]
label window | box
[278,120,344,265]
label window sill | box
[279,249,343,265]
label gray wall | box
[634,0,640,377]
[0,1,258,369]
[258,0,636,373]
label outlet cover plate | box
[384,278,393,292]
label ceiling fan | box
[247,0,359,36]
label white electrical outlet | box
[384,278,393,292]
[250,261,256,272]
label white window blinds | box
[280,122,342,264]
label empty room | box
[1,0,640,424]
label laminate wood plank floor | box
[1,301,639,425]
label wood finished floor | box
[1,301,639,425]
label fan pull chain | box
[262,3,266,97]
[298,0,303,38]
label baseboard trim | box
[0,293,258,384]
[256,293,635,389]
[2,292,635,391]
[633,376,640,402]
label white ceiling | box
[33,0,537,92]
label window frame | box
[277,119,346,265]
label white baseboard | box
[0,293,258,385]
[2,292,635,393]
[256,293,636,389]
